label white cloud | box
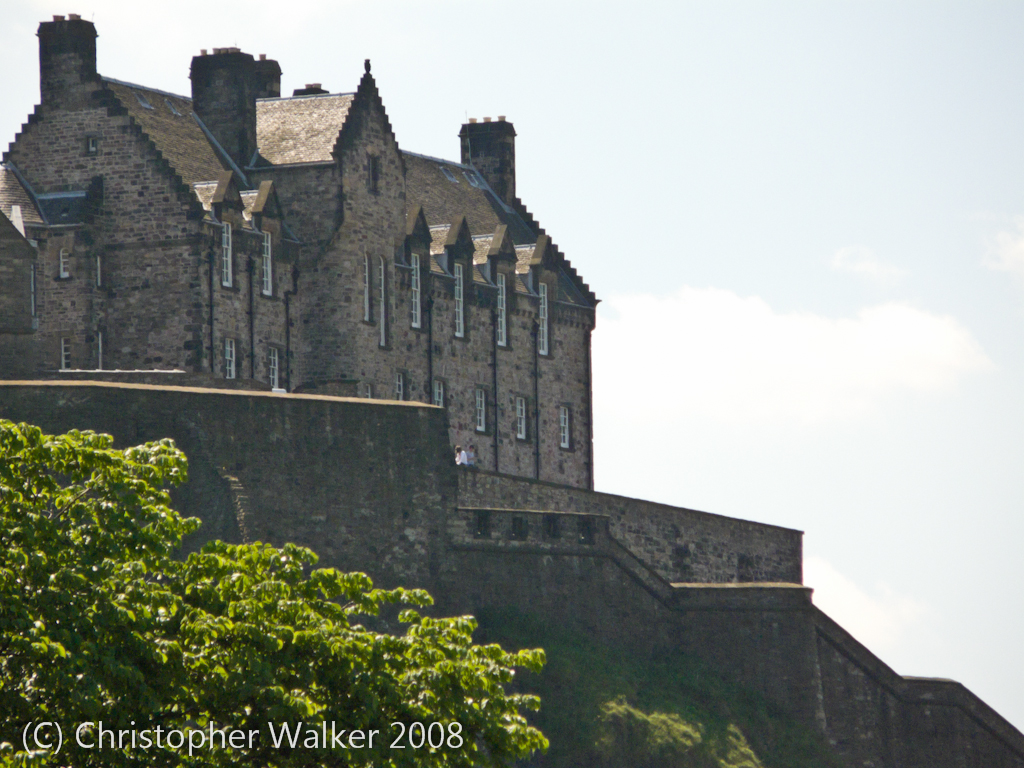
[805,556,925,654]
[593,287,992,425]
[831,245,906,287]
[989,217,1024,282]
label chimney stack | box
[37,15,98,107]
[191,48,263,169]
[459,116,516,205]
[254,55,281,99]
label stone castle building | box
[3,16,1024,768]
[0,14,595,487]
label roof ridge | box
[257,92,355,103]
[402,149,473,170]
[101,76,191,102]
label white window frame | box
[87,136,99,155]
[269,347,279,389]
[516,396,527,440]
[560,406,571,449]
[60,337,70,371]
[538,282,549,355]
[433,379,445,407]
[221,222,232,287]
[95,254,101,287]
[475,388,487,433]
[363,254,371,321]
[454,263,465,338]
[379,256,387,347]
[224,337,236,379]
[394,372,404,401]
[261,231,272,296]
[364,382,374,399]
[410,253,421,328]
[59,248,70,278]
[497,272,507,347]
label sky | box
[3,0,1024,732]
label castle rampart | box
[1,381,1022,766]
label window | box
[269,347,280,389]
[30,263,36,317]
[577,517,595,546]
[543,514,561,539]
[368,154,381,193]
[475,388,487,432]
[221,223,232,287]
[59,248,70,278]
[60,337,70,370]
[474,510,490,538]
[364,382,374,399]
[97,331,103,370]
[433,379,445,407]
[463,169,484,188]
[496,272,507,346]
[440,166,459,183]
[516,396,527,440]
[560,406,571,449]
[511,515,528,541]
[379,256,387,347]
[538,282,549,355]
[132,89,154,110]
[86,136,98,155]
[394,372,404,401]
[224,338,236,379]
[363,254,371,321]
[454,263,465,338]
[410,253,421,328]
[261,231,272,296]
[95,254,101,287]
[164,98,181,117]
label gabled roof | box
[0,164,45,227]
[102,78,227,188]
[403,152,535,245]
[254,93,355,165]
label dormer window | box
[261,231,272,296]
[538,282,549,355]
[221,222,232,286]
[132,89,154,110]
[454,263,465,338]
[164,98,181,117]
[440,166,459,183]
[463,169,484,188]
[497,272,507,346]
[410,253,421,328]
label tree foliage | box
[0,420,546,767]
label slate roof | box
[255,94,355,165]
[36,191,87,226]
[0,164,45,226]
[103,78,227,187]
[404,152,536,245]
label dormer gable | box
[444,215,475,262]
[404,204,431,262]
[211,170,244,224]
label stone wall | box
[457,469,803,584]
[1,381,1022,766]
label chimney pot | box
[53,15,65,21]
[483,116,492,122]
[259,53,266,60]
[469,118,478,124]
[498,115,506,121]
[200,48,207,55]
[68,13,81,20]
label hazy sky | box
[3,0,1023,731]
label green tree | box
[0,420,546,767]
